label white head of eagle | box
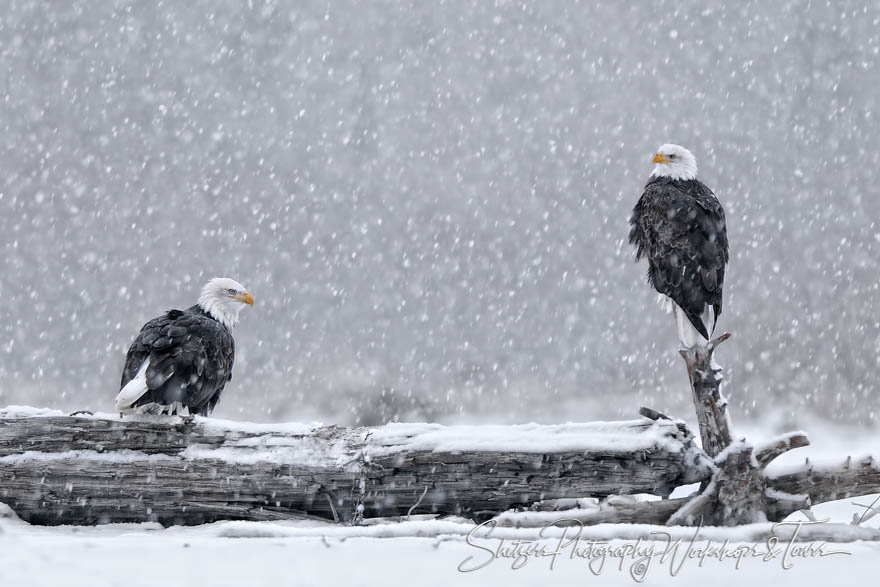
[198,277,255,330]
[650,143,698,181]
[115,277,254,416]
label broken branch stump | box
[680,333,733,458]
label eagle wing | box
[120,308,235,416]
[629,178,728,337]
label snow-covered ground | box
[0,416,877,586]
[1,517,878,587]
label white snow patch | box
[180,443,357,468]
[197,417,323,435]
[366,419,684,456]
[766,454,878,478]
[0,405,68,418]
[0,449,176,465]
[765,488,810,503]
[1,510,877,587]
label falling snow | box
[0,1,878,427]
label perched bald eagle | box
[629,144,729,348]
[115,278,254,416]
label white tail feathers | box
[669,300,715,349]
[656,293,675,314]
[657,294,716,348]
[703,303,716,337]
[115,359,150,412]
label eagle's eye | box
[227,288,236,295]
[668,154,677,159]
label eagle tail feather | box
[703,303,716,337]
[115,359,150,412]
[674,304,711,348]
[656,293,675,314]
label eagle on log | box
[629,144,729,347]
[115,277,254,416]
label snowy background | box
[1,0,878,426]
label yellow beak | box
[652,152,668,164]
[237,292,255,306]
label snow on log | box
[0,407,712,526]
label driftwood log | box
[0,407,711,526]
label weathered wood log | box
[753,432,811,469]
[493,453,880,529]
[767,455,880,506]
[494,496,690,527]
[666,439,792,526]
[487,415,879,529]
[494,463,880,528]
[489,497,880,543]
[0,407,712,526]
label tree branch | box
[680,334,733,458]
[766,455,880,507]
[753,432,811,469]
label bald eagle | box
[115,278,254,416]
[629,144,729,348]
